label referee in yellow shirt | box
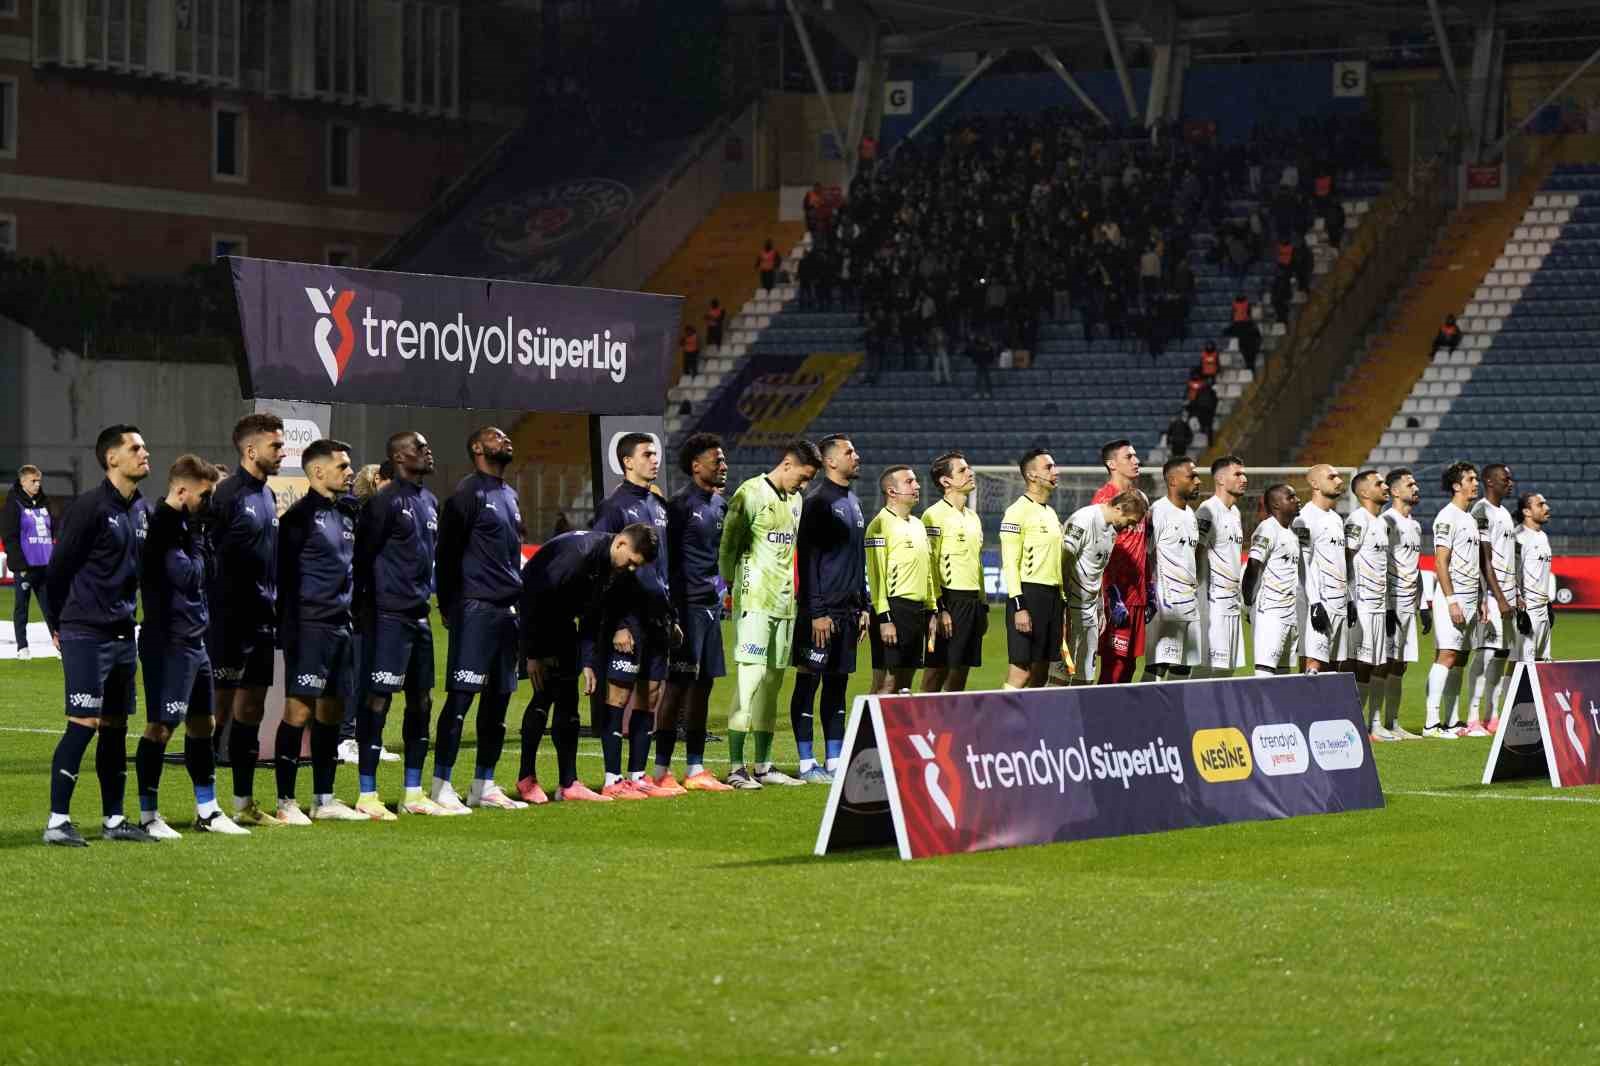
[865,466,938,695]
[999,447,1064,689]
[921,451,986,692]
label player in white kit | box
[1464,464,1519,735]
[1341,470,1392,733]
[1375,469,1426,740]
[1512,492,1555,665]
[1145,457,1204,681]
[1196,456,1248,679]
[1424,462,1485,738]
[1243,484,1303,674]
[1293,464,1348,673]
[1060,491,1149,684]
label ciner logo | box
[1191,727,1253,782]
[907,730,959,830]
[306,286,357,386]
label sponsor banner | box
[229,257,678,414]
[1419,555,1599,610]
[816,674,1383,861]
[1483,660,1600,787]
[594,415,665,501]
[253,399,329,474]
[691,353,860,450]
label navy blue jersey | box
[797,478,868,618]
[277,490,357,633]
[666,483,725,612]
[519,530,615,662]
[592,481,672,626]
[355,479,438,618]
[435,472,523,614]
[208,466,278,625]
[140,500,209,642]
[45,479,148,639]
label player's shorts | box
[211,618,275,690]
[61,635,137,718]
[1007,582,1064,667]
[1053,608,1101,683]
[926,589,986,670]
[733,607,794,669]
[1151,613,1202,669]
[1512,606,1553,663]
[1201,610,1245,673]
[526,619,580,680]
[870,597,931,671]
[603,621,670,687]
[138,635,213,725]
[1384,606,1420,663]
[1302,606,1348,665]
[1431,590,1480,654]
[670,604,727,682]
[446,599,521,694]
[1348,609,1386,667]
[1098,600,1148,676]
[285,622,355,699]
[794,610,860,675]
[1253,612,1300,672]
[363,612,434,696]
[1477,601,1509,652]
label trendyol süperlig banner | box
[816,674,1384,861]
[229,257,680,413]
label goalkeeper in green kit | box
[717,439,823,788]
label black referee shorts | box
[869,596,931,671]
[927,588,987,669]
[1007,582,1064,667]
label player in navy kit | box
[133,455,250,838]
[432,426,528,813]
[790,434,869,783]
[42,425,154,846]
[353,431,445,817]
[652,432,734,792]
[210,413,286,828]
[592,432,681,798]
[273,439,368,824]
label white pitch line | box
[1389,788,1600,805]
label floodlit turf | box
[4,582,1600,1064]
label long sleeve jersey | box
[140,499,210,643]
[435,472,523,616]
[207,465,277,627]
[354,479,438,619]
[46,479,148,640]
[276,491,357,634]
[519,530,616,664]
[718,475,802,619]
[665,483,725,613]
[593,480,673,631]
[797,478,868,619]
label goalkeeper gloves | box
[1420,606,1433,635]
[1309,603,1331,636]
[1108,586,1129,628]
[1516,609,1533,636]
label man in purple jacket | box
[2,464,54,660]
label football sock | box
[1483,655,1507,718]
[274,722,304,801]
[432,691,473,786]
[184,733,218,812]
[49,720,95,820]
[472,690,511,785]
[790,670,820,766]
[1424,663,1449,728]
[654,725,678,772]
[96,722,128,821]
[229,719,261,802]
[135,736,165,814]
[627,706,654,776]
[520,690,551,781]
[601,702,625,778]
[1465,652,1487,722]
[821,673,848,764]
[728,729,747,768]
[310,718,339,797]
[1384,674,1404,730]
[401,697,431,790]
[684,682,712,773]
[753,730,775,769]
[357,695,391,794]
[1441,666,1465,727]
[551,694,580,787]
[1354,682,1370,725]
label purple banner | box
[818,674,1383,860]
[229,257,679,413]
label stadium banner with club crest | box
[1483,661,1600,786]
[816,675,1383,861]
[690,352,860,450]
[229,257,679,414]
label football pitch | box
[4,583,1600,1065]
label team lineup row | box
[35,414,1556,846]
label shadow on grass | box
[714,847,902,869]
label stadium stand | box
[1367,164,1599,541]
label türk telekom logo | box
[907,731,961,830]
[306,286,357,386]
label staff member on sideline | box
[2,464,53,659]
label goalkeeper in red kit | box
[1092,439,1151,683]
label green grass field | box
[4,583,1600,1064]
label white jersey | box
[1062,504,1116,613]
[1248,518,1301,622]
[1196,496,1244,618]
[1471,498,1516,602]
[1149,497,1200,621]
[1515,526,1554,610]
[1382,507,1423,617]
[1344,507,1389,613]
[1293,503,1348,608]
[1431,502,1481,599]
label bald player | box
[1293,464,1349,675]
[1243,484,1304,676]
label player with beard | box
[1341,471,1392,731]
[1376,469,1426,740]
[42,426,154,846]
[1092,440,1150,683]
[1242,484,1304,676]
[1512,492,1555,665]
[1293,464,1349,675]
[1464,464,1519,735]
[1196,456,1248,679]
[432,426,528,811]
[1145,457,1203,681]
[1424,462,1485,739]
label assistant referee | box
[999,448,1064,689]
[921,451,986,693]
[865,466,937,695]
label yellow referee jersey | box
[999,495,1063,597]
[865,508,936,614]
[922,498,983,598]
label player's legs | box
[921,666,949,692]
[1252,616,1296,677]
[1302,612,1346,675]
[465,607,526,808]
[1144,618,1196,681]
[1424,593,1472,737]
[789,665,822,769]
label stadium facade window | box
[327,120,357,193]
[211,233,247,259]
[0,78,16,160]
[0,0,16,18]
[401,1,457,116]
[212,103,247,183]
[325,243,356,266]
[172,0,240,84]
[0,215,17,254]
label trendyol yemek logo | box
[305,283,630,387]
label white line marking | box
[1389,788,1600,805]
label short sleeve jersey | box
[718,475,802,619]
[1063,504,1115,614]
[1431,502,1481,600]
[1149,497,1200,621]
[1381,507,1423,617]
[1344,507,1389,612]
[1515,526,1553,610]
[1248,517,1301,621]
[923,499,983,595]
[1196,496,1244,618]
[1471,499,1517,601]
[1293,504,1348,607]
[998,496,1063,596]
